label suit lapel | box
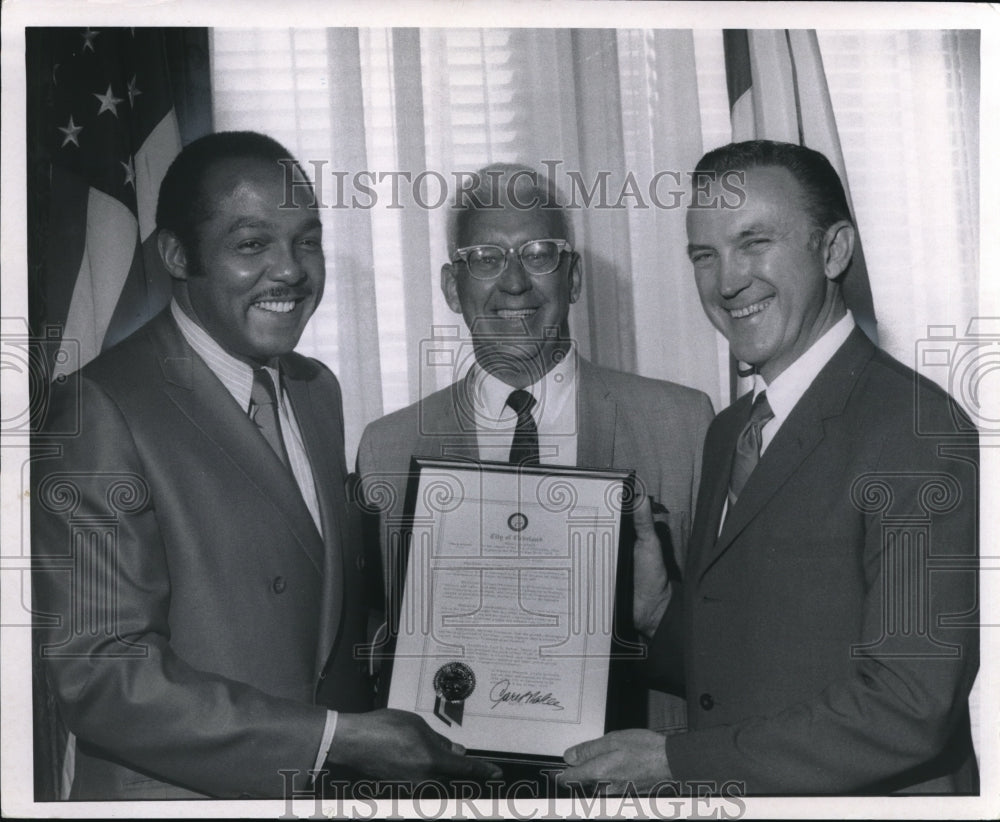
[711,400,825,559]
[152,314,326,575]
[424,374,490,461]
[281,367,348,674]
[688,396,748,581]
[699,329,875,578]
[577,359,616,469]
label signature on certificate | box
[488,679,564,711]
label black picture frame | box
[376,456,646,768]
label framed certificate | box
[382,457,644,766]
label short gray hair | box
[446,162,573,257]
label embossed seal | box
[507,512,528,532]
[434,661,476,702]
[433,662,475,727]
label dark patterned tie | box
[506,389,540,466]
[250,368,290,469]
[728,391,774,506]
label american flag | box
[722,29,878,395]
[29,27,183,380]
[27,28,190,799]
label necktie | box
[728,391,774,506]
[250,368,291,469]
[506,389,540,466]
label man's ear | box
[567,251,582,304]
[822,220,856,281]
[157,230,190,281]
[441,262,462,313]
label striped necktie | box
[728,391,774,506]
[250,368,291,469]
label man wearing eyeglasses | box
[357,163,714,744]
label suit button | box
[699,692,714,710]
[272,576,286,594]
[356,554,366,571]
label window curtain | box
[211,28,979,460]
[211,28,725,457]
[816,30,979,361]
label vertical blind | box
[210,28,979,458]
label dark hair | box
[694,140,853,232]
[155,130,308,251]
[447,162,572,256]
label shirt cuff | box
[312,710,339,777]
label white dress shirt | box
[469,346,578,465]
[719,310,856,532]
[753,310,857,454]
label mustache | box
[250,287,313,302]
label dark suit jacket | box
[32,310,373,799]
[356,358,713,731]
[649,328,979,794]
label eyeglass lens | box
[465,241,562,278]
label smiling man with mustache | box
[32,131,498,800]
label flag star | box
[121,157,136,188]
[127,75,142,107]
[81,28,100,53]
[94,84,124,118]
[59,115,83,148]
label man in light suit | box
[560,140,979,794]
[357,163,714,737]
[31,131,498,800]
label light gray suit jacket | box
[356,357,713,731]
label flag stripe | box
[135,109,181,241]
[104,232,173,352]
[783,30,806,144]
[85,188,139,334]
[783,31,878,344]
[54,187,138,377]
[730,90,755,142]
[748,30,799,143]
[42,167,90,338]
[722,30,752,108]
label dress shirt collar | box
[470,345,577,429]
[170,299,280,410]
[752,310,856,434]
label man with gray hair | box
[357,163,714,749]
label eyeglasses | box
[452,239,572,280]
